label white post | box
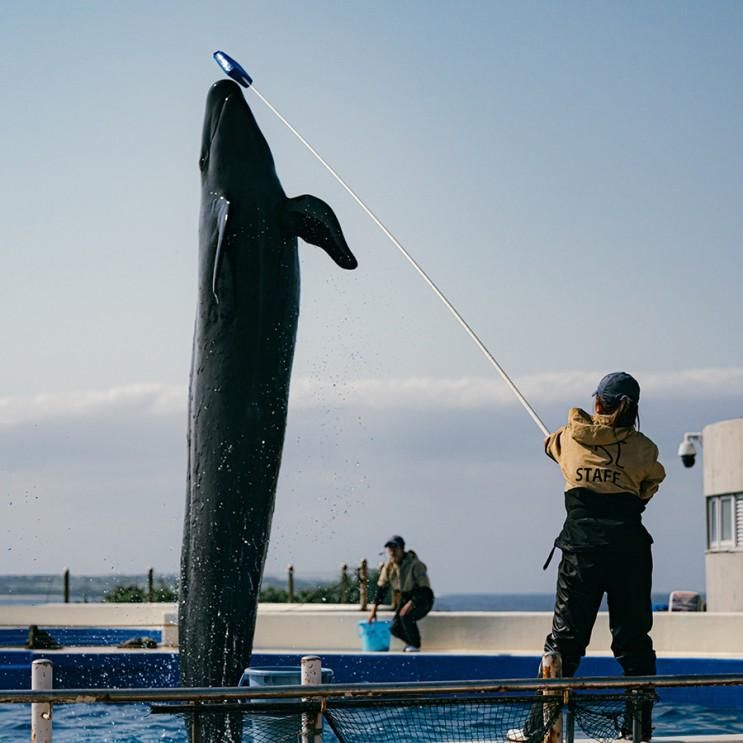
[541,652,562,743]
[301,655,322,743]
[31,659,53,743]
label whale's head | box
[200,79,279,196]
[198,80,356,306]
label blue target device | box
[213,50,253,88]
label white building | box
[702,418,743,611]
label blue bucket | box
[357,620,391,651]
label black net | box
[151,702,317,743]
[322,691,656,743]
[324,694,563,743]
[153,689,657,743]
[243,711,312,742]
[570,692,658,743]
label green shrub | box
[258,568,380,604]
[104,581,177,603]
[104,584,147,603]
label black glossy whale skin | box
[180,79,356,742]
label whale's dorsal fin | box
[212,196,230,303]
[284,195,357,270]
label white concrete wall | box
[3,603,743,656]
[703,418,743,611]
[0,603,175,627]
[252,608,743,655]
[705,551,743,613]
[703,418,743,496]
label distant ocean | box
[437,593,681,611]
[436,593,558,611]
[0,574,177,605]
[0,576,679,611]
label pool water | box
[4,652,743,740]
[1,702,742,742]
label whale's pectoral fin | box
[212,196,231,303]
[284,195,358,270]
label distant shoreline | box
[0,589,686,611]
[0,575,699,610]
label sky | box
[2,1,742,595]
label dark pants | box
[540,547,656,739]
[390,593,434,648]
[544,547,656,677]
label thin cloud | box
[0,384,186,427]
[293,367,743,408]
[1,372,737,588]
[1,367,742,427]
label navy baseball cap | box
[594,372,640,404]
[384,535,405,550]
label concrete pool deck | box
[3,603,743,657]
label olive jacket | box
[375,550,433,607]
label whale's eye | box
[199,152,208,172]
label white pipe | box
[300,655,322,743]
[31,659,53,743]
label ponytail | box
[599,395,639,429]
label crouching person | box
[368,535,434,652]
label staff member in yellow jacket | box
[368,535,434,652]
[510,372,665,743]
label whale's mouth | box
[209,95,232,151]
[200,79,276,182]
[200,88,238,173]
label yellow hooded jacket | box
[545,408,666,553]
[545,408,666,501]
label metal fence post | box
[301,655,322,743]
[564,691,575,743]
[542,652,562,743]
[63,569,69,604]
[31,659,53,743]
[288,564,295,603]
[359,559,368,611]
[147,567,154,603]
[190,703,202,743]
[340,563,348,604]
[632,690,642,743]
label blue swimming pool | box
[4,650,743,707]
[2,652,743,740]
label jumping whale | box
[179,79,357,741]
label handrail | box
[3,673,743,705]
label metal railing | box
[7,673,743,704]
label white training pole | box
[250,84,549,438]
[31,659,53,743]
[301,655,323,743]
[212,52,550,439]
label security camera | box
[678,432,702,469]
[678,439,696,468]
